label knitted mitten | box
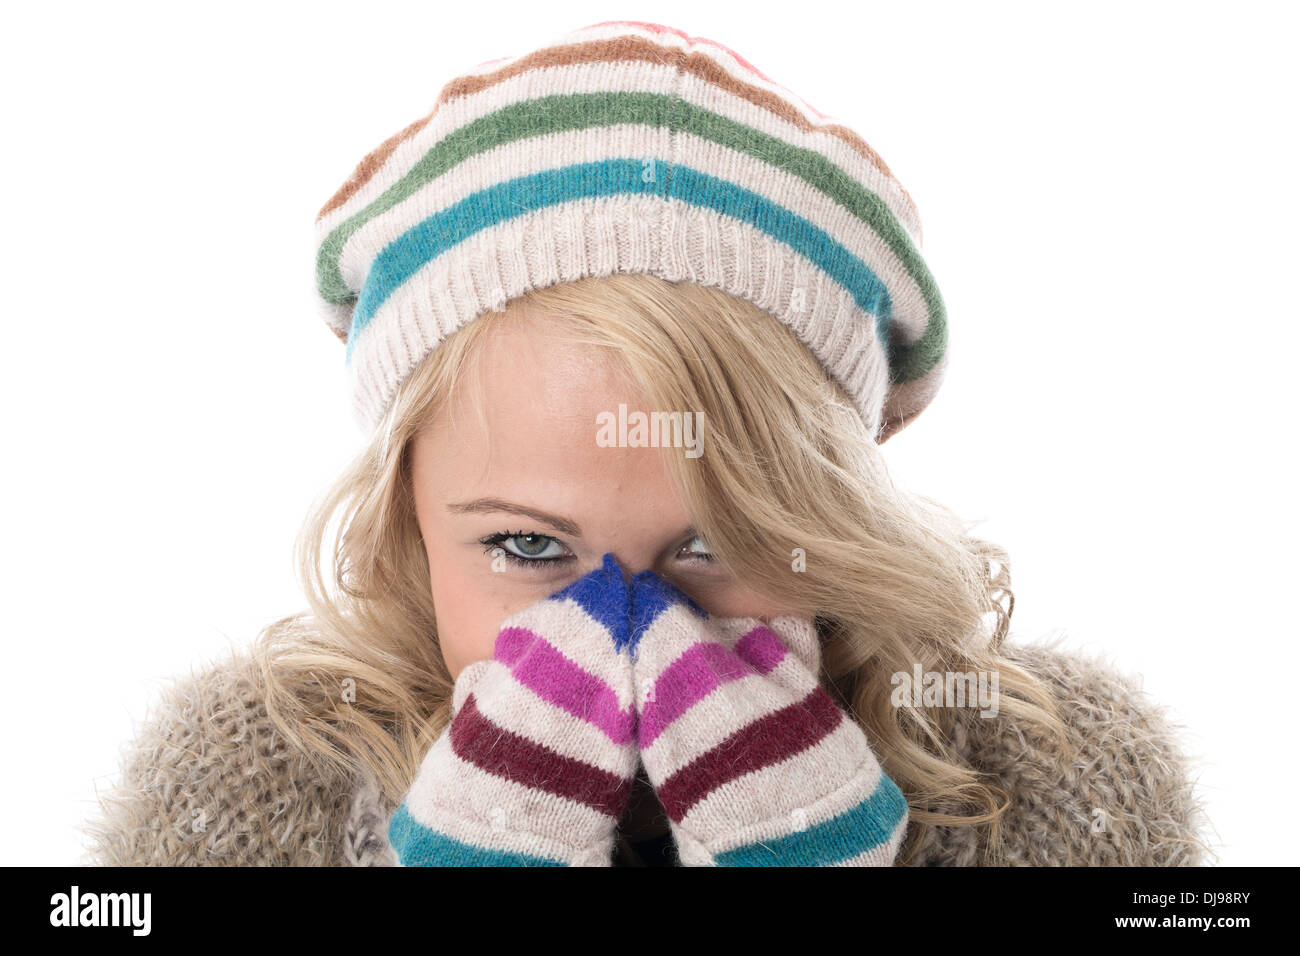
[387,554,638,866]
[628,570,910,866]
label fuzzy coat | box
[81,638,1215,866]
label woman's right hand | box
[387,553,639,866]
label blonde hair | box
[253,271,1070,865]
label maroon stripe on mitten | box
[451,691,633,818]
[654,686,844,822]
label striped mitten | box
[628,570,910,866]
[387,554,638,866]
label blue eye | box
[479,531,571,569]
[477,531,715,571]
[680,534,715,563]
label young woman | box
[83,20,1212,867]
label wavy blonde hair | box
[253,271,1070,865]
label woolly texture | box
[905,636,1216,866]
[81,648,358,866]
[626,569,907,865]
[385,552,907,866]
[388,554,639,866]
[313,19,948,443]
[82,634,1216,867]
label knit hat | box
[313,19,948,443]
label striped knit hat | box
[313,20,947,443]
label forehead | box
[474,314,629,430]
[416,315,685,515]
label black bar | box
[5,865,1281,941]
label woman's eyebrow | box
[446,497,582,537]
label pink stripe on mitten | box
[628,569,909,866]
[388,554,638,866]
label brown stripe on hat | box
[876,353,948,443]
[315,31,921,235]
[449,35,922,231]
[316,114,436,222]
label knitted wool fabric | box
[627,569,908,866]
[80,630,1215,866]
[388,554,638,866]
[313,19,947,443]
[386,552,908,866]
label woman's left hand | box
[627,569,910,866]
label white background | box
[3,0,1295,866]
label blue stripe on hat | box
[346,158,893,362]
